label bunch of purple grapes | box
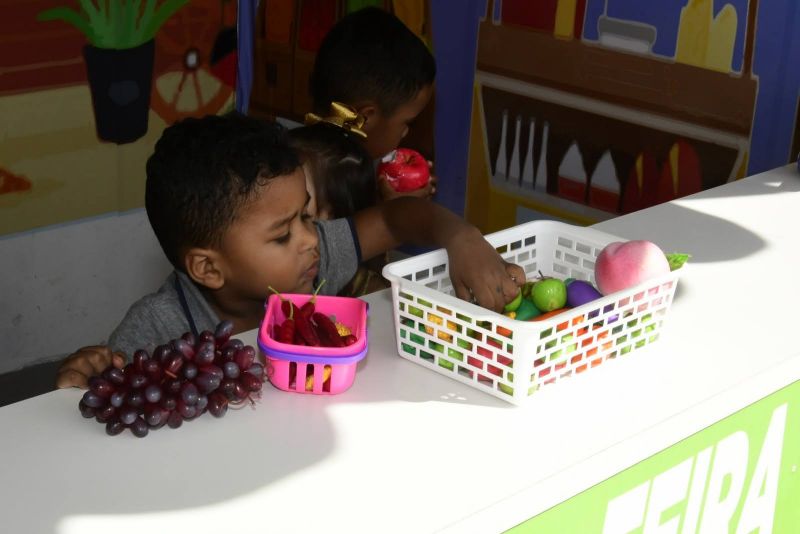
[78,321,265,438]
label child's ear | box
[355,102,379,128]
[184,248,225,290]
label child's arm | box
[353,197,525,312]
[55,346,125,389]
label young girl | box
[288,112,376,220]
[288,108,388,296]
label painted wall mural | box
[0,0,237,235]
[463,0,798,232]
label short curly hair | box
[310,7,436,116]
[145,113,300,270]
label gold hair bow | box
[304,102,368,139]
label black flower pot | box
[83,40,155,144]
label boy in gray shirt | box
[57,113,524,388]
[108,218,358,357]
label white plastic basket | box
[381,220,682,405]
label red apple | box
[378,148,430,192]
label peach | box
[595,241,670,295]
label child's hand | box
[425,160,437,196]
[55,346,125,389]
[427,169,438,196]
[354,196,525,309]
[446,227,526,313]
[378,168,437,201]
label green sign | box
[507,381,800,533]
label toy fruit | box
[521,281,536,299]
[565,280,602,308]
[532,308,570,323]
[665,253,691,271]
[514,298,541,321]
[549,334,578,362]
[378,148,430,192]
[532,278,567,312]
[305,365,332,391]
[594,241,670,295]
[503,290,523,313]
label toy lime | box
[503,290,523,313]
[532,278,567,312]
[521,281,536,299]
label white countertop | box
[2,165,800,534]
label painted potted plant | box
[38,1,188,144]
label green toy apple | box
[532,278,567,312]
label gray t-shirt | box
[107,218,360,356]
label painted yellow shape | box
[465,83,491,231]
[392,0,426,38]
[735,151,749,180]
[554,0,577,40]
[676,0,712,67]
[707,4,738,72]
[669,143,680,196]
[635,153,644,190]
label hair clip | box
[304,102,368,139]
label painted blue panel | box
[748,0,800,173]
[583,0,606,40]
[236,0,257,113]
[430,0,488,216]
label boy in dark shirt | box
[310,7,437,199]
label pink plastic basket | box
[258,294,368,395]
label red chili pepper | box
[277,300,295,344]
[343,334,358,346]
[294,329,306,346]
[282,300,297,319]
[301,279,326,319]
[270,285,320,346]
[295,308,320,346]
[312,312,345,347]
[314,321,335,347]
[270,286,300,345]
[282,300,319,346]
